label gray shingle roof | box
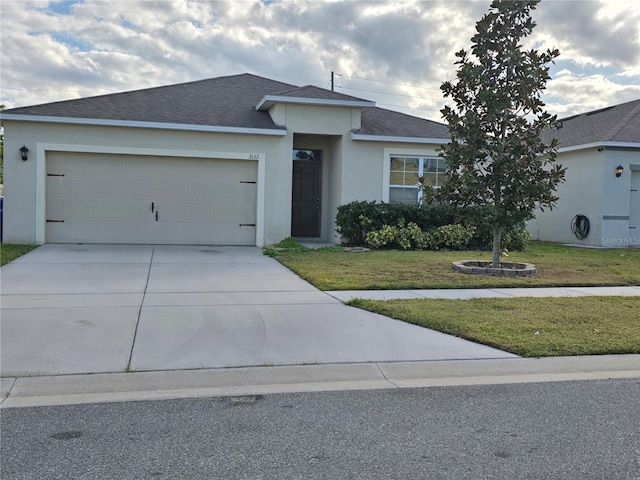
[3,73,295,129]
[543,98,640,148]
[360,107,449,138]
[3,73,449,139]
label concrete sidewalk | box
[327,285,640,301]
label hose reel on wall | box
[571,214,590,240]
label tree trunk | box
[492,226,503,268]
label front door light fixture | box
[20,145,29,161]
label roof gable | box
[254,84,377,112]
[273,85,369,103]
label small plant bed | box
[1,244,37,266]
[452,260,536,277]
[347,296,640,357]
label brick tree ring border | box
[452,260,537,277]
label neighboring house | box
[0,73,449,246]
[528,99,640,247]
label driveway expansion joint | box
[127,245,155,371]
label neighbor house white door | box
[45,152,257,245]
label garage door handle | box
[151,202,155,212]
[156,211,159,222]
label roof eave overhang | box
[351,132,448,145]
[256,95,375,111]
[558,141,640,153]
[0,114,288,136]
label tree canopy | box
[438,0,565,267]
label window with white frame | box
[389,155,446,204]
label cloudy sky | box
[1,0,639,122]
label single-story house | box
[528,98,640,247]
[1,73,450,246]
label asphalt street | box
[2,379,639,480]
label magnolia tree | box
[439,0,565,267]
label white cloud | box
[534,0,640,69]
[1,0,638,121]
[546,71,640,117]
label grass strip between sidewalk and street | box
[1,244,37,266]
[267,241,640,290]
[348,296,640,357]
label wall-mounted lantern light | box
[20,145,29,161]
[615,165,624,177]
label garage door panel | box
[159,202,256,224]
[46,198,155,222]
[157,183,257,224]
[46,152,258,245]
[47,221,160,244]
[48,175,161,198]
[47,221,255,245]
[153,178,256,203]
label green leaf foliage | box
[438,0,565,266]
[335,200,527,251]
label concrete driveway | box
[1,244,515,377]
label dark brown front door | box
[291,150,321,237]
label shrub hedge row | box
[335,201,529,251]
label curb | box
[2,355,638,409]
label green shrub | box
[336,200,527,251]
[364,222,476,251]
[502,225,530,251]
[365,222,434,250]
[433,224,476,250]
[335,201,387,246]
[365,224,400,249]
[336,201,456,246]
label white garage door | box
[46,152,257,245]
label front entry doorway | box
[291,149,321,237]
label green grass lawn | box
[1,244,37,266]
[267,240,639,357]
[268,241,640,290]
[348,296,640,357]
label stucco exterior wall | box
[276,104,361,135]
[343,141,444,205]
[2,120,293,245]
[527,146,640,247]
[528,148,604,246]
